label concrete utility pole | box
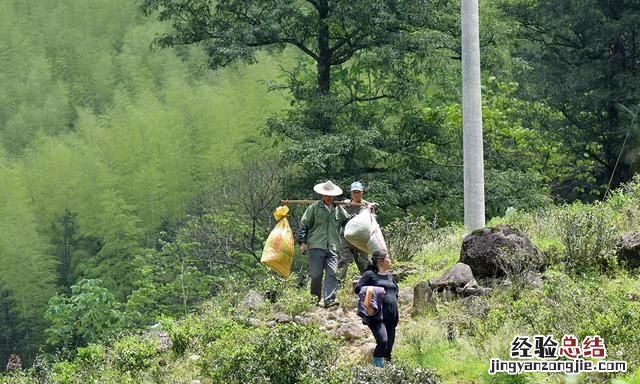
[461,0,485,232]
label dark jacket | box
[354,270,399,326]
[357,286,386,323]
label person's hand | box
[300,243,308,255]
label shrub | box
[112,335,159,372]
[162,316,200,355]
[75,343,107,366]
[254,273,314,317]
[50,361,78,384]
[385,215,435,262]
[256,324,338,384]
[556,202,618,275]
[276,281,314,317]
[495,247,542,294]
[44,279,128,349]
[606,174,640,231]
[201,323,341,384]
[0,370,40,384]
[484,372,529,384]
[163,314,246,355]
[350,364,440,384]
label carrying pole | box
[281,199,369,207]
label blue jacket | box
[357,286,386,323]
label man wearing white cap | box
[296,180,350,308]
[337,181,371,285]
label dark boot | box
[324,299,340,308]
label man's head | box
[350,181,364,202]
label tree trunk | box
[461,0,485,231]
[317,0,331,96]
[315,0,332,133]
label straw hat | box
[313,180,343,197]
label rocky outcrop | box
[617,231,640,269]
[460,225,544,279]
[428,263,491,297]
[412,281,436,314]
[146,323,172,353]
[6,353,22,372]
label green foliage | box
[5,0,640,378]
[480,78,570,216]
[385,215,436,262]
[556,203,619,276]
[484,169,553,219]
[257,274,314,318]
[470,270,640,369]
[0,166,57,365]
[481,79,572,182]
[142,0,483,223]
[613,372,640,384]
[500,0,640,197]
[160,312,253,357]
[605,174,640,231]
[75,343,108,369]
[0,0,287,360]
[127,212,267,324]
[485,373,529,384]
[50,361,79,384]
[393,315,488,382]
[200,323,341,384]
[351,364,440,384]
[0,370,35,384]
[112,335,159,372]
[162,316,210,356]
[44,279,128,349]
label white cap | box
[350,181,364,192]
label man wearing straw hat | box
[297,180,350,308]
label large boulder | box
[617,231,640,269]
[460,225,544,279]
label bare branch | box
[344,94,392,106]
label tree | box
[141,0,450,100]
[500,0,640,199]
[75,190,143,301]
[0,165,57,366]
[141,0,474,219]
[461,0,485,231]
[44,279,127,349]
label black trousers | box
[367,318,397,359]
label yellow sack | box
[261,206,294,278]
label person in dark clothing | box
[354,249,399,368]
